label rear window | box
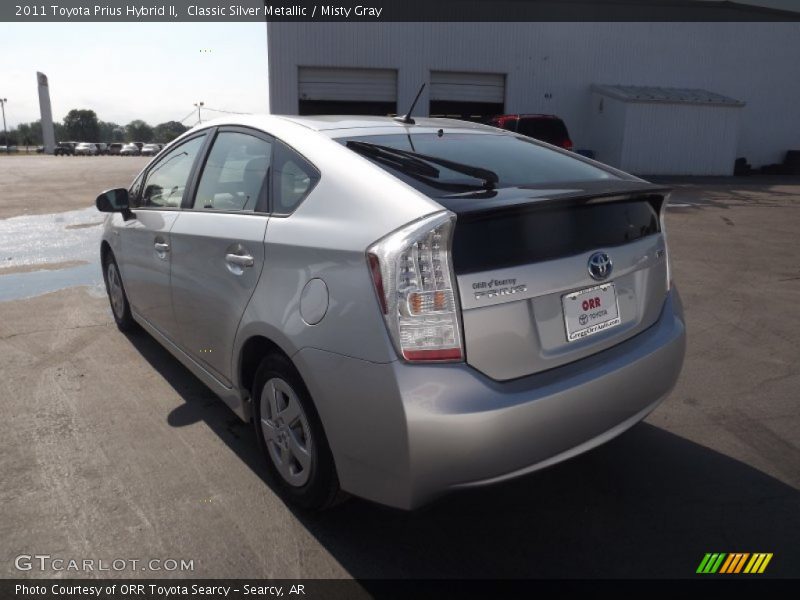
[338,132,612,197]
[517,118,569,144]
[453,198,661,274]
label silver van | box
[97,115,685,510]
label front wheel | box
[103,253,137,332]
[252,354,341,510]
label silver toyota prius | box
[96,115,686,510]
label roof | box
[177,114,503,147]
[494,114,561,120]
[592,84,745,107]
[276,115,499,132]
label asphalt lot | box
[0,155,150,219]
[0,156,798,579]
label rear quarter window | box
[271,141,320,215]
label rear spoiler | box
[437,180,672,217]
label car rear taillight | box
[367,212,464,363]
[562,139,574,151]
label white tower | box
[37,72,56,154]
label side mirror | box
[96,188,135,221]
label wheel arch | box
[238,335,295,420]
[100,240,112,265]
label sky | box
[0,23,269,129]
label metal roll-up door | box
[298,67,397,115]
[429,71,505,122]
[430,71,505,103]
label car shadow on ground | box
[127,331,800,579]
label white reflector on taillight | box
[367,212,464,362]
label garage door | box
[298,67,397,115]
[429,71,505,122]
[430,71,505,103]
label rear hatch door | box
[443,181,671,381]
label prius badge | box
[588,251,613,281]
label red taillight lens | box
[402,348,463,362]
[562,139,574,151]
[367,212,464,363]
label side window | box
[193,132,271,211]
[271,141,320,215]
[128,172,144,208]
[141,135,205,208]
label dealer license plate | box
[562,283,621,342]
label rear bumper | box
[294,289,686,509]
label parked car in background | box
[140,143,162,156]
[488,114,574,151]
[107,143,124,156]
[95,115,685,511]
[75,142,99,156]
[133,142,145,151]
[53,142,75,156]
[120,143,141,156]
[95,143,108,155]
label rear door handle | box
[154,242,170,252]
[225,253,254,267]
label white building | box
[266,20,800,175]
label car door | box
[116,133,208,340]
[169,128,272,386]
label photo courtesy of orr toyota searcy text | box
[15,584,296,597]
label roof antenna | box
[393,83,425,125]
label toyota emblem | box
[588,251,613,281]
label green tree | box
[0,130,17,146]
[98,120,122,143]
[53,122,66,142]
[126,120,154,143]
[15,123,38,148]
[153,121,188,144]
[63,109,100,141]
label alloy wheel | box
[106,262,125,319]
[260,377,313,487]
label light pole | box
[0,98,8,154]
[194,101,204,124]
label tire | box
[252,354,341,510]
[102,252,137,332]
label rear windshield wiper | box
[346,140,440,180]
[346,141,499,190]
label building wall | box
[267,22,800,168]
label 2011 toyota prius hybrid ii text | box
[96,115,686,510]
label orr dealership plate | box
[562,283,621,342]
